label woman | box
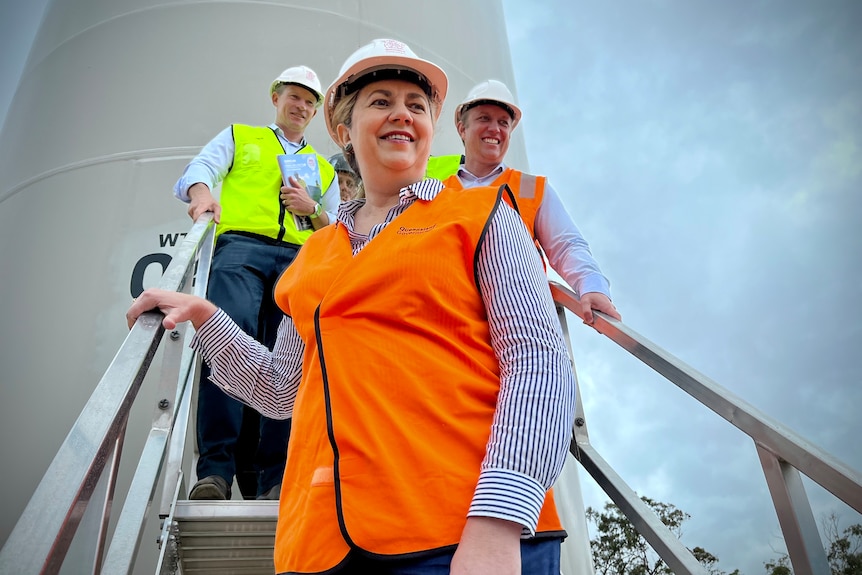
[127,39,575,575]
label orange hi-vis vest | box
[443,168,548,271]
[272,185,564,574]
[442,167,547,242]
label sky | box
[1,1,860,573]
[500,0,862,572]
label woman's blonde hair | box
[331,91,360,175]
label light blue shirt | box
[456,163,612,299]
[173,124,340,221]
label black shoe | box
[256,483,281,500]
[189,475,231,500]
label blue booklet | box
[277,154,322,231]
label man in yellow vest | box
[427,79,621,324]
[173,65,339,501]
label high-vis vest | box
[442,167,547,241]
[217,124,335,244]
[271,186,565,573]
[424,154,463,181]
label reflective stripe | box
[519,173,537,199]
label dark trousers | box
[197,233,299,497]
[280,537,562,574]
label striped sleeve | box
[469,201,576,535]
[190,309,304,419]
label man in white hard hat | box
[427,79,621,324]
[173,64,340,501]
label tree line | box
[586,496,861,575]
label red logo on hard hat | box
[382,39,407,54]
[306,69,316,81]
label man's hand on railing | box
[187,182,221,223]
[579,292,621,326]
[126,288,218,330]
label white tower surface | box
[0,1,592,573]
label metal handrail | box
[552,307,707,575]
[550,281,861,574]
[0,214,214,575]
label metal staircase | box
[1,214,860,575]
[160,501,278,575]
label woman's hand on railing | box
[126,288,218,330]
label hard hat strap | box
[340,67,434,100]
[461,99,516,120]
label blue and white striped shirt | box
[191,178,576,535]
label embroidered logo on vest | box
[396,224,437,235]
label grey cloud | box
[505,0,862,570]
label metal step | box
[169,500,278,575]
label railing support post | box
[757,444,830,575]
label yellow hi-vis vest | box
[217,124,335,244]
[424,154,463,180]
[271,185,565,573]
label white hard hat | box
[323,38,448,142]
[270,65,324,108]
[454,79,522,129]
